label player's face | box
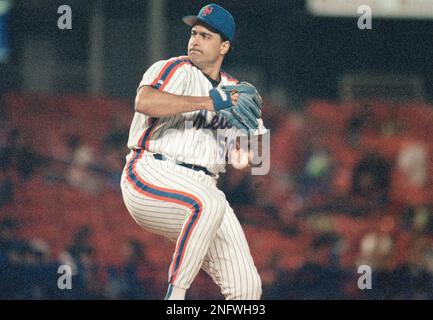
[188,24,230,68]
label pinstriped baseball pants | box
[120,149,262,300]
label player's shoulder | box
[151,55,192,73]
[220,70,239,84]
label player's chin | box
[188,54,202,65]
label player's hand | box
[231,92,238,105]
[211,82,262,131]
[209,87,233,111]
[208,88,238,112]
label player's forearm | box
[135,86,213,117]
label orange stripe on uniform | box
[159,61,189,91]
[126,150,203,284]
[151,56,190,89]
[221,71,239,83]
[137,117,159,150]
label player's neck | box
[200,66,221,82]
[196,57,223,82]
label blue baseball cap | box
[182,4,235,42]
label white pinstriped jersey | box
[127,55,267,176]
[122,55,264,299]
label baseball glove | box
[209,81,262,130]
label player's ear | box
[220,40,230,55]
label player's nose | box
[190,36,201,47]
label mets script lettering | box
[193,111,232,130]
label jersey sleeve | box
[137,58,188,94]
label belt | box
[153,153,215,177]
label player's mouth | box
[189,49,202,54]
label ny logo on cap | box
[202,6,214,16]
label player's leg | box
[121,150,227,299]
[201,202,262,300]
[121,175,186,241]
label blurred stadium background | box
[1,0,433,299]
